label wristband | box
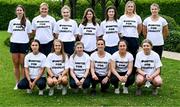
[82,76,86,79]
[144,74,147,78]
[106,75,110,79]
[52,76,55,78]
[125,73,129,77]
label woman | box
[46,39,69,96]
[54,5,79,56]
[135,39,163,96]
[32,2,56,56]
[79,8,101,55]
[7,5,32,90]
[17,40,46,95]
[69,41,91,93]
[99,6,121,55]
[119,1,142,58]
[90,39,111,95]
[143,3,169,59]
[111,40,134,94]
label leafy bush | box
[164,30,180,52]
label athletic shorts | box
[10,42,29,54]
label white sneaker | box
[26,89,32,94]
[62,86,67,95]
[14,83,18,90]
[145,81,151,88]
[114,88,120,94]
[57,84,63,90]
[49,88,54,96]
[38,90,44,96]
[123,86,128,94]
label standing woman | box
[79,8,101,55]
[135,39,163,96]
[54,5,79,56]
[111,40,134,94]
[7,5,32,90]
[69,41,91,93]
[32,2,56,56]
[143,3,169,59]
[46,39,69,96]
[90,39,111,95]
[119,1,142,58]
[17,40,47,95]
[99,6,121,55]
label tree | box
[69,0,77,19]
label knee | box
[47,80,54,87]
[153,78,163,87]
[136,76,144,86]
[61,78,68,86]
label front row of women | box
[17,38,163,96]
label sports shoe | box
[145,81,151,88]
[73,88,79,93]
[49,88,54,96]
[136,88,142,96]
[62,86,67,95]
[114,88,120,94]
[83,89,88,94]
[38,90,44,96]
[123,86,128,94]
[26,89,32,94]
[152,88,158,96]
[57,84,63,90]
[14,83,18,90]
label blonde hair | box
[61,5,71,14]
[124,1,136,14]
[150,3,160,11]
[141,39,153,47]
[72,41,84,59]
[40,2,49,8]
[52,39,66,62]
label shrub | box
[164,30,180,52]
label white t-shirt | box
[99,20,121,47]
[24,52,46,79]
[90,51,111,76]
[111,51,134,73]
[79,23,101,52]
[69,52,90,78]
[119,14,142,38]
[143,17,168,46]
[53,19,78,42]
[46,53,69,77]
[32,15,56,44]
[135,50,162,75]
[7,18,32,43]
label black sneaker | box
[136,88,142,96]
[90,90,96,96]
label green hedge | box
[1,0,180,30]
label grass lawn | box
[0,31,179,106]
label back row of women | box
[8,1,168,96]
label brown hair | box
[16,5,26,29]
[81,8,96,26]
[105,6,118,22]
[141,39,153,47]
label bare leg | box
[12,53,20,83]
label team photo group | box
[8,1,169,96]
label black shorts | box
[10,42,29,54]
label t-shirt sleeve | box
[7,20,13,33]
[53,22,59,34]
[69,56,74,69]
[162,18,168,26]
[27,20,32,33]
[96,23,101,37]
[143,18,148,26]
[128,53,134,62]
[85,56,90,69]
[118,20,122,34]
[41,55,46,68]
[64,55,69,69]
[24,55,29,68]
[74,21,79,35]
[45,55,51,68]
[31,18,36,30]
[137,15,142,24]
[78,24,83,36]
[52,18,56,31]
[99,22,104,36]
[155,54,162,68]
[134,53,141,68]
[111,53,116,61]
